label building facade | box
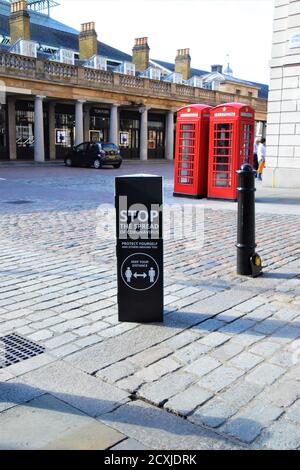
[0,0,268,163]
[265,0,300,188]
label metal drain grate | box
[0,334,45,369]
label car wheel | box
[114,163,122,169]
[93,159,102,169]
[65,158,73,167]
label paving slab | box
[96,361,136,383]
[173,342,210,364]
[210,341,244,362]
[111,438,150,451]
[246,363,286,386]
[65,325,179,374]
[136,357,181,382]
[3,353,56,378]
[220,401,283,444]
[137,371,197,406]
[261,381,300,408]
[185,356,221,377]
[162,330,200,350]
[228,351,263,371]
[0,370,14,382]
[188,381,263,428]
[198,366,244,393]
[130,345,173,368]
[256,419,300,450]
[0,379,44,413]
[1,163,300,449]
[249,340,282,358]
[164,384,213,417]
[0,394,125,450]
[18,360,129,417]
[99,400,242,450]
[285,400,300,425]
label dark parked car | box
[64,142,122,169]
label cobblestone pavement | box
[0,162,300,450]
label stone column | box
[8,96,16,160]
[75,100,85,146]
[48,101,56,160]
[84,104,91,141]
[34,95,46,162]
[165,110,175,160]
[140,106,148,161]
[109,104,119,145]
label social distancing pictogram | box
[121,253,159,291]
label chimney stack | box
[175,48,191,80]
[9,0,30,45]
[132,37,150,72]
[211,64,223,74]
[79,22,98,60]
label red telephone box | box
[174,104,212,198]
[208,103,255,201]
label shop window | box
[148,117,165,159]
[148,130,155,150]
[90,110,110,142]
[55,113,74,148]
[16,110,35,150]
[15,101,49,160]
[120,114,140,159]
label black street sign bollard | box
[236,164,263,278]
[115,175,164,323]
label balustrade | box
[84,68,113,85]
[0,53,36,73]
[0,52,267,116]
[149,80,172,94]
[44,61,77,79]
[175,84,194,96]
[119,74,144,88]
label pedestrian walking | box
[253,138,260,173]
[257,138,266,181]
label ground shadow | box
[256,197,300,206]
[261,272,299,280]
[0,381,253,449]
[161,309,300,339]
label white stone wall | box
[265,0,300,187]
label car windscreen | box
[102,143,118,152]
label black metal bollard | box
[236,163,262,278]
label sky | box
[52,0,275,85]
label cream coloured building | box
[265,0,300,188]
[0,0,268,163]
